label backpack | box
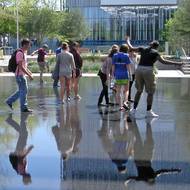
[8,49,24,72]
[9,153,19,173]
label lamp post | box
[16,0,19,48]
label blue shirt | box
[112,52,131,80]
[55,47,62,55]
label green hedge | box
[28,53,104,73]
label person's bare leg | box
[71,77,75,95]
[123,83,129,103]
[65,78,71,100]
[40,70,43,83]
[60,77,65,102]
[115,85,121,106]
[74,77,80,97]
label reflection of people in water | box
[125,118,181,184]
[36,85,48,120]
[52,102,82,161]
[98,107,134,173]
[6,113,34,185]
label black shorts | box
[72,68,81,78]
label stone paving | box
[0,75,190,190]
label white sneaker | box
[146,110,159,118]
[74,94,81,100]
[129,108,136,117]
[59,100,64,104]
[66,96,71,102]
[146,117,158,125]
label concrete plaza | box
[0,72,190,190]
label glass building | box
[62,0,178,46]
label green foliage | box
[20,6,58,45]
[82,61,101,73]
[165,0,190,53]
[0,0,89,45]
[81,54,102,62]
[27,53,102,73]
[0,6,16,36]
[58,10,90,41]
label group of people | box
[97,36,183,118]
[5,39,83,112]
[5,37,183,117]
[53,42,83,103]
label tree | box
[165,0,190,54]
[0,0,15,34]
[58,10,89,42]
[20,7,59,45]
[0,0,89,46]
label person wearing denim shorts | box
[6,38,33,112]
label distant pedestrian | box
[70,42,83,99]
[126,36,183,118]
[112,44,132,111]
[5,38,33,113]
[57,42,76,103]
[97,45,119,106]
[52,42,63,87]
[31,44,49,84]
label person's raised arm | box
[155,168,181,176]
[22,145,34,157]
[127,64,132,81]
[126,36,139,52]
[31,49,38,56]
[157,55,183,66]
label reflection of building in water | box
[60,157,128,190]
[62,0,178,45]
[61,157,122,181]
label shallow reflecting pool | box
[0,76,190,190]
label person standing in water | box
[97,45,119,106]
[126,36,183,118]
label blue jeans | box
[7,75,28,111]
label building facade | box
[62,0,178,46]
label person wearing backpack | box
[5,38,33,113]
[6,113,34,185]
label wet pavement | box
[0,76,190,190]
